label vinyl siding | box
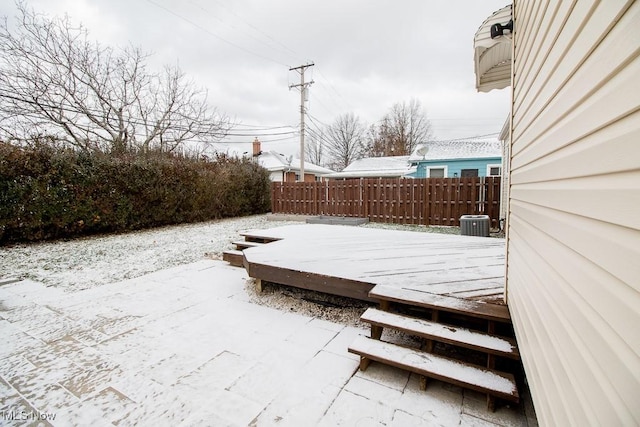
[507,1,640,425]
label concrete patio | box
[0,260,535,426]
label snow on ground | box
[0,215,300,291]
[0,215,535,426]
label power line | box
[441,132,500,141]
[205,0,303,63]
[313,66,354,112]
[0,88,303,144]
[218,134,298,143]
[224,130,297,137]
[153,0,356,120]
[144,0,290,68]
[232,123,296,130]
[305,112,330,128]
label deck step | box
[361,308,519,359]
[232,240,264,250]
[348,335,519,403]
[222,250,244,267]
[239,232,281,244]
[369,285,511,323]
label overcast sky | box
[0,0,511,157]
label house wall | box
[414,158,501,178]
[280,171,318,182]
[507,1,640,425]
[269,171,284,182]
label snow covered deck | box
[242,224,506,305]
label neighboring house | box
[324,156,416,179]
[475,3,639,425]
[407,139,502,178]
[324,140,502,180]
[251,139,334,182]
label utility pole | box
[289,63,314,182]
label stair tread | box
[348,335,519,402]
[238,232,281,243]
[223,249,244,255]
[361,308,519,359]
[369,285,511,322]
[232,240,264,248]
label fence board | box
[270,177,501,227]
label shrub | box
[0,143,271,243]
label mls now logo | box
[1,410,57,421]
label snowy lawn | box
[0,215,299,291]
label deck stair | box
[239,232,282,244]
[231,240,264,250]
[349,285,520,411]
[222,232,280,267]
[222,249,244,267]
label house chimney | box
[252,137,262,157]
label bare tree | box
[366,119,394,157]
[366,99,433,156]
[0,3,230,152]
[325,112,366,171]
[304,128,326,168]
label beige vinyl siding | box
[507,1,640,425]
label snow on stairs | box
[348,336,519,403]
[222,232,280,268]
[349,285,520,411]
[231,240,264,250]
[222,241,265,267]
[360,308,520,360]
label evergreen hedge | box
[0,143,271,244]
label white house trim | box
[486,164,502,176]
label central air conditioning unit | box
[460,215,490,237]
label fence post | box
[271,182,275,213]
[479,177,486,214]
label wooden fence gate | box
[271,177,501,228]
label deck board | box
[348,335,519,402]
[241,224,506,304]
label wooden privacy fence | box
[271,177,501,228]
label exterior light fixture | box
[490,19,513,39]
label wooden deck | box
[240,224,521,409]
[241,224,506,305]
